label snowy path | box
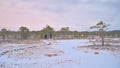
[50,39,90,68]
[52,39,89,61]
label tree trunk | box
[2,35,5,41]
[101,35,104,46]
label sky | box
[0,0,120,31]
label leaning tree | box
[90,21,109,46]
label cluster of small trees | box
[0,21,120,45]
[0,27,30,41]
[0,25,82,41]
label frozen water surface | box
[0,39,120,68]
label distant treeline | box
[0,25,120,41]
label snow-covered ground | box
[0,39,120,68]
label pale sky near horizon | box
[0,0,120,31]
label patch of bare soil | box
[105,38,120,43]
[45,51,63,57]
[76,45,120,53]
